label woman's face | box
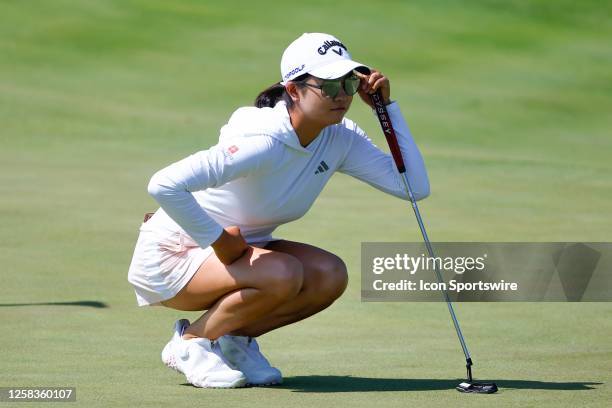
[290,74,357,127]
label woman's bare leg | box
[161,246,304,340]
[161,240,348,339]
[229,240,348,337]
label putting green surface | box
[1,1,611,407]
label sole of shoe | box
[192,377,248,389]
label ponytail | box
[254,82,287,108]
[254,74,309,108]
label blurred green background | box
[1,1,611,407]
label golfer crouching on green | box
[128,32,429,388]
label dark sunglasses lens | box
[344,76,360,96]
[321,81,341,98]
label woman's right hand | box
[211,226,250,265]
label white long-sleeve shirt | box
[145,100,429,248]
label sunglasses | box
[299,74,361,99]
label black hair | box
[254,73,309,108]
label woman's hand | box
[355,69,391,109]
[211,225,250,265]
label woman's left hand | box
[355,69,391,109]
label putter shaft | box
[399,172,473,381]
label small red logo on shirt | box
[228,145,239,154]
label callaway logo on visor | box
[317,40,348,56]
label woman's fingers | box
[356,70,380,93]
[354,69,391,105]
[211,226,249,265]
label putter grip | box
[370,90,406,173]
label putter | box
[369,89,498,394]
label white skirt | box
[127,223,277,307]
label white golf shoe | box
[218,335,282,386]
[161,320,247,388]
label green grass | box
[1,0,611,407]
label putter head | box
[456,381,498,394]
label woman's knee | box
[261,253,304,301]
[313,256,349,301]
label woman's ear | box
[285,82,301,103]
